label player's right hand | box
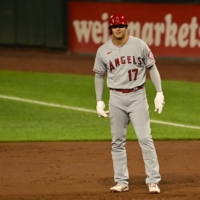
[96,101,109,117]
[154,92,165,114]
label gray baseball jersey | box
[93,36,155,89]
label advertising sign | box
[68,2,200,57]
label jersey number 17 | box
[128,69,138,81]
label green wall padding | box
[0,0,65,48]
[0,0,15,44]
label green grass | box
[0,70,200,141]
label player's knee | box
[138,135,153,147]
[111,140,126,152]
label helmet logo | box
[109,14,128,29]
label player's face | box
[111,25,127,40]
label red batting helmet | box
[109,14,128,27]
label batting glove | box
[96,101,109,118]
[154,92,165,114]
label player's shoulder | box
[128,36,146,45]
[96,39,112,55]
[98,39,112,50]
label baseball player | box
[93,14,165,194]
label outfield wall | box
[0,0,66,48]
[68,2,200,58]
[0,1,200,58]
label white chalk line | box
[0,94,200,130]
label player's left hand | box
[154,92,165,114]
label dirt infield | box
[0,48,200,200]
[0,47,200,82]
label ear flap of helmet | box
[109,27,113,35]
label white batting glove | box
[96,101,109,118]
[154,92,165,114]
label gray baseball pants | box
[109,87,161,187]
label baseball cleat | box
[148,183,160,194]
[110,183,129,192]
